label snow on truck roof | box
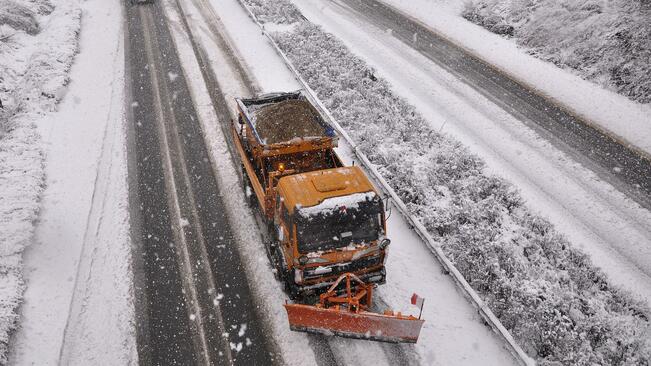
[298,192,378,217]
[238,91,336,145]
[277,166,379,214]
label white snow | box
[379,0,651,158]
[298,191,376,215]
[197,0,300,92]
[462,0,651,105]
[8,0,135,364]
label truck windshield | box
[296,201,382,253]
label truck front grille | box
[303,254,382,281]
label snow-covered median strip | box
[238,0,651,364]
[0,1,80,363]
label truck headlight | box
[294,269,303,284]
[379,238,391,249]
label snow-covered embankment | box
[0,0,80,362]
[462,0,651,106]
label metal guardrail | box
[234,1,535,364]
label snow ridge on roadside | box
[0,0,81,362]
[242,1,651,364]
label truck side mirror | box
[383,196,392,220]
[278,225,285,242]
[379,238,391,249]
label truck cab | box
[275,167,389,298]
[232,91,390,299]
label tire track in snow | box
[58,8,134,363]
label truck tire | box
[286,280,300,300]
[272,246,285,279]
[264,239,277,267]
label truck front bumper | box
[293,267,386,296]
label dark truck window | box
[296,199,382,253]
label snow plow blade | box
[284,273,425,343]
[284,303,424,343]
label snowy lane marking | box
[162,1,284,364]
[135,1,278,364]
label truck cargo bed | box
[237,91,336,146]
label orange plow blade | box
[284,303,424,343]
[284,273,425,343]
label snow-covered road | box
[289,0,651,305]
[9,0,136,364]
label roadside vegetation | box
[0,1,80,362]
[241,0,651,364]
[462,0,651,105]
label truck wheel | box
[273,247,286,275]
[264,240,277,266]
[287,282,300,300]
[279,271,292,295]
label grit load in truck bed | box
[231,91,424,343]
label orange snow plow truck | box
[232,91,424,343]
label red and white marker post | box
[411,293,425,319]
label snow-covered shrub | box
[0,102,21,139]
[463,0,651,104]
[0,97,9,138]
[243,1,651,363]
[243,0,302,24]
[0,0,53,35]
[0,1,40,35]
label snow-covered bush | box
[0,0,53,35]
[242,1,651,363]
[0,106,9,138]
[0,102,21,140]
[462,0,651,104]
[243,0,302,24]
